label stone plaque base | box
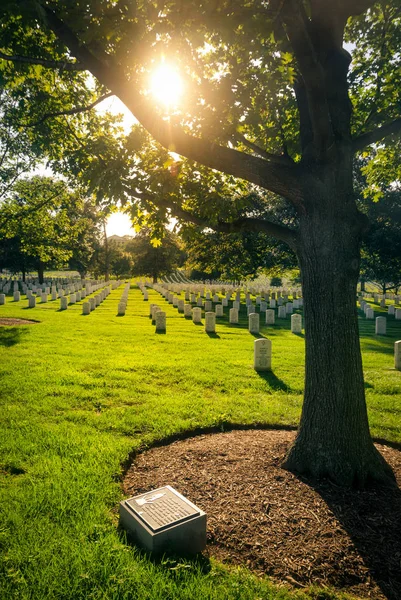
[119,485,206,554]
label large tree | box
[2,0,401,485]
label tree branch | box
[281,0,333,154]
[234,132,294,166]
[136,193,298,250]
[24,92,113,127]
[352,117,401,152]
[0,50,84,71]
[40,6,304,208]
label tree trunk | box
[37,263,44,284]
[283,185,394,487]
[103,221,110,282]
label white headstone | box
[215,304,223,317]
[205,300,212,312]
[395,308,401,320]
[184,303,192,317]
[28,296,36,308]
[192,307,202,323]
[82,302,91,315]
[285,302,293,315]
[13,291,20,301]
[278,306,286,319]
[229,307,239,323]
[265,309,275,325]
[60,297,68,310]
[365,308,374,319]
[375,316,386,335]
[291,313,302,333]
[248,313,260,334]
[395,341,401,370]
[41,293,47,303]
[69,293,77,305]
[269,299,276,308]
[155,311,166,332]
[388,305,395,316]
[205,311,216,333]
[178,299,185,313]
[254,338,272,371]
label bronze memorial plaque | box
[126,486,200,533]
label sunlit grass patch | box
[0,284,400,599]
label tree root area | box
[123,430,401,600]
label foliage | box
[360,186,401,292]
[127,228,185,282]
[0,175,101,280]
[2,0,401,483]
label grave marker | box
[395,341,401,370]
[375,316,386,335]
[291,313,302,334]
[155,311,166,332]
[254,338,272,371]
[229,307,238,324]
[192,307,202,323]
[205,311,216,333]
[119,485,206,554]
[248,313,260,334]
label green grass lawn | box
[0,284,400,600]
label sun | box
[150,63,183,109]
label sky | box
[105,211,135,237]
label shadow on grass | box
[362,344,395,355]
[255,370,291,392]
[155,330,166,335]
[206,331,220,339]
[250,332,266,339]
[305,473,401,600]
[292,332,305,339]
[0,327,24,347]
[119,527,212,574]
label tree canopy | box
[0,175,102,281]
[1,0,401,486]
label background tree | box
[0,175,97,282]
[182,193,298,280]
[360,187,401,293]
[127,228,185,283]
[2,1,401,485]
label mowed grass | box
[0,283,400,600]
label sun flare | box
[150,63,183,108]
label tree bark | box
[37,262,44,284]
[283,178,394,486]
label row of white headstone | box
[81,285,116,314]
[117,283,131,316]
[148,284,304,335]
[361,300,401,320]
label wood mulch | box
[0,318,38,325]
[123,429,401,600]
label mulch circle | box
[123,429,401,600]
[0,318,38,325]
